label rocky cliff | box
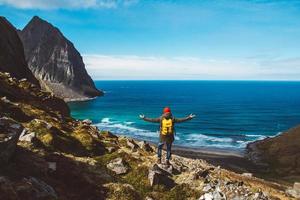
[0,71,296,199]
[0,17,39,86]
[19,16,103,101]
[247,125,300,178]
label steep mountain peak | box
[0,17,40,86]
[19,16,102,101]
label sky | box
[1,0,300,80]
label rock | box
[199,192,213,200]
[19,16,103,100]
[107,157,129,175]
[48,162,57,171]
[82,119,92,125]
[145,196,154,200]
[171,159,188,173]
[19,129,36,142]
[212,190,226,200]
[286,182,300,198]
[202,184,212,192]
[138,141,153,152]
[294,182,300,191]
[101,131,118,139]
[0,118,23,165]
[127,139,139,151]
[196,168,211,179]
[148,164,175,188]
[22,177,58,199]
[158,164,180,175]
[0,17,40,86]
[241,173,253,178]
[106,146,116,153]
[0,176,57,199]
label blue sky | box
[1,0,300,80]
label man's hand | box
[139,114,145,119]
[189,113,196,119]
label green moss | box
[71,130,94,151]
[122,165,152,198]
[163,184,201,200]
[40,133,54,146]
[105,183,141,200]
[95,151,122,165]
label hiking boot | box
[157,158,161,164]
[166,159,171,166]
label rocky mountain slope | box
[0,72,296,200]
[18,16,102,101]
[247,125,300,181]
[0,17,39,86]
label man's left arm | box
[174,114,196,123]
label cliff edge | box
[0,17,39,86]
[19,16,103,101]
[247,125,300,177]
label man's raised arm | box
[139,114,160,123]
[174,114,196,123]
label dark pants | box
[157,141,172,160]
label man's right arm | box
[139,114,160,123]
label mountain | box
[19,16,103,101]
[0,17,39,86]
[247,125,300,176]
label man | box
[139,107,195,165]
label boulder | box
[0,176,57,200]
[199,192,213,200]
[195,168,211,179]
[241,173,253,178]
[200,186,226,200]
[22,177,58,199]
[148,164,175,188]
[106,146,116,153]
[106,157,129,175]
[158,163,180,175]
[138,141,153,152]
[82,119,92,125]
[19,129,36,142]
[286,182,300,198]
[127,139,139,151]
[0,117,23,165]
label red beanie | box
[163,107,171,113]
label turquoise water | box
[69,81,300,150]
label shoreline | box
[171,145,258,174]
[65,96,98,103]
[119,135,258,174]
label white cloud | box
[82,54,300,80]
[0,0,138,9]
[83,54,257,80]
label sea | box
[68,81,300,151]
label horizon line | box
[93,79,300,82]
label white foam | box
[95,121,158,138]
[124,121,135,125]
[101,118,111,123]
[95,119,265,149]
[187,133,233,143]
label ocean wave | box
[95,117,267,149]
[187,133,233,143]
[95,119,158,138]
[124,121,135,125]
[101,118,111,123]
